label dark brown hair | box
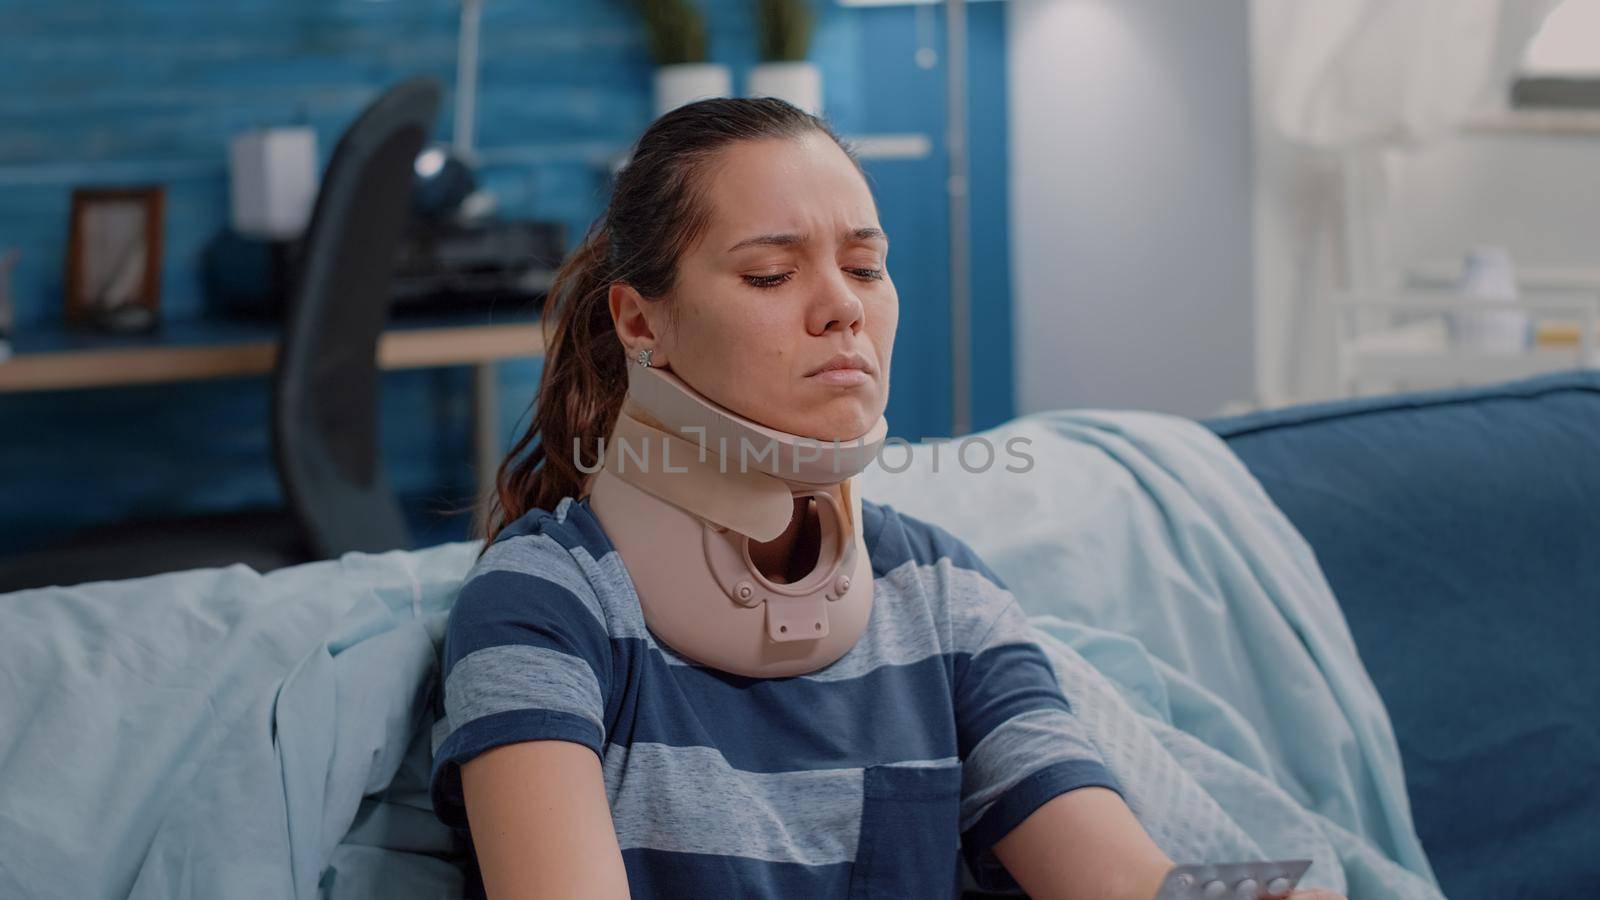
[473,97,868,554]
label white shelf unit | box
[1407,259,1600,294]
[1331,291,1600,396]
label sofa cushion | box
[1199,370,1600,900]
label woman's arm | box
[461,739,632,900]
[992,787,1346,900]
[991,786,1173,900]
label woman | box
[428,97,1343,900]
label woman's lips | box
[808,367,871,386]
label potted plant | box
[636,0,729,117]
[749,0,820,116]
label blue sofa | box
[2,370,1592,899]
[1197,369,1600,900]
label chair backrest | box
[272,76,442,558]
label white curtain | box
[1251,0,1561,405]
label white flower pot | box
[229,126,319,239]
[747,61,822,117]
[653,63,733,118]
[1448,246,1530,355]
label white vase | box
[229,126,319,239]
[1448,246,1530,355]
[747,61,822,117]
[653,63,733,118]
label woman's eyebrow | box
[725,227,888,254]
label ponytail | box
[475,217,627,550]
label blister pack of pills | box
[1152,859,1313,899]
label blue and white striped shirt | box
[429,494,1124,898]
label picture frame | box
[64,185,164,329]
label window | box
[1512,0,1600,109]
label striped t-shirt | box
[428,493,1125,898]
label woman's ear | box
[608,281,668,368]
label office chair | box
[273,75,441,558]
[0,76,443,592]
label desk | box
[0,308,545,506]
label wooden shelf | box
[0,310,545,394]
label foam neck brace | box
[581,363,888,678]
[601,364,888,541]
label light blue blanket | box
[859,409,1444,898]
[0,409,1443,898]
[0,542,476,899]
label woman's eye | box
[742,268,885,290]
[743,272,793,290]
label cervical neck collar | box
[584,364,888,678]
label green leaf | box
[756,0,815,62]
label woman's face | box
[611,130,896,442]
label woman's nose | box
[809,271,865,335]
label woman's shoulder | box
[454,496,614,628]
[483,495,612,563]
[860,498,1010,592]
[474,497,577,566]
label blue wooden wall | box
[0,0,1013,554]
